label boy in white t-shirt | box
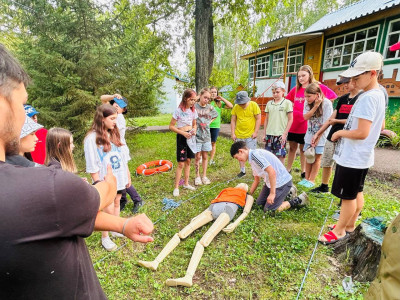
[319,52,386,245]
[231,141,308,212]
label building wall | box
[159,77,180,114]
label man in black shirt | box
[0,44,154,299]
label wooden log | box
[330,223,385,282]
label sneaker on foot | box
[132,201,144,213]
[111,231,125,238]
[102,236,117,251]
[173,188,180,197]
[183,184,196,191]
[202,177,211,185]
[288,185,297,200]
[297,192,309,206]
[237,171,246,178]
[303,181,315,188]
[311,184,329,193]
[298,179,308,186]
[209,160,216,166]
[194,177,203,186]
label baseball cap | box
[304,147,315,164]
[24,105,39,118]
[339,52,383,78]
[272,81,286,90]
[20,115,43,139]
[337,76,350,85]
[113,97,127,109]
[235,91,251,105]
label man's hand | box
[123,214,154,243]
[104,164,117,187]
[251,132,258,139]
[231,133,237,141]
[113,93,122,99]
[267,193,275,205]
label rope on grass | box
[93,175,247,267]
[295,195,335,300]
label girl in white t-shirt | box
[301,83,333,188]
[169,89,198,197]
[84,104,131,251]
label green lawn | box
[84,131,400,299]
[129,114,172,127]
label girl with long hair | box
[84,104,131,251]
[169,89,198,197]
[285,65,337,177]
[45,127,77,173]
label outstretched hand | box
[123,214,154,243]
[223,223,237,233]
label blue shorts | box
[196,141,212,152]
[236,137,257,150]
[210,128,220,143]
[265,135,287,157]
[304,143,324,154]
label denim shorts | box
[303,143,324,155]
[196,141,212,152]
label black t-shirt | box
[0,162,106,299]
[327,92,362,142]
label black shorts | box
[210,128,220,143]
[177,133,195,162]
[331,164,368,200]
[287,132,305,144]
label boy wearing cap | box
[262,81,293,164]
[24,104,48,164]
[101,94,144,214]
[230,141,308,212]
[319,52,386,245]
[231,91,261,177]
[310,77,362,193]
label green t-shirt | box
[265,98,293,136]
[210,101,225,128]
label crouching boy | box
[230,141,308,212]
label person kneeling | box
[230,141,308,212]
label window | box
[272,46,303,76]
[385,18,400,59]
[249,55,270,78]
[323,25,379,69]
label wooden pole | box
[252,47,258,97]
[283,37,290,84]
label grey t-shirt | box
[195,103,218,143]
[6,155,39,167]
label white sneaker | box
[183,184,196,191]
[173,188,180,197]
[194,177,203,186]
[102,236,117,251]
[111,231,125,238]
[202,177,211,185]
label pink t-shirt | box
[286,84,337,134]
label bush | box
[220,108,232,124]
[385,108,400,135]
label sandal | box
[319,230,348,245]
[328,224,354,234]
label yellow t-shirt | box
[231,101,261,139]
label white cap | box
[304,146,315,164]
[339,52,383,78]
[272,81,286,90]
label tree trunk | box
[195,0,214,92]
[331,222,384,282]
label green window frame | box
[323,25,379,69]
[385,18,400,60]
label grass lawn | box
[129,114,172,127]
[83,131,400,299]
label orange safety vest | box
[210,188,247,207]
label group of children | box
[170,51,386,246]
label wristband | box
[122,217,132,236]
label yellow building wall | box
[304,36,323,81]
